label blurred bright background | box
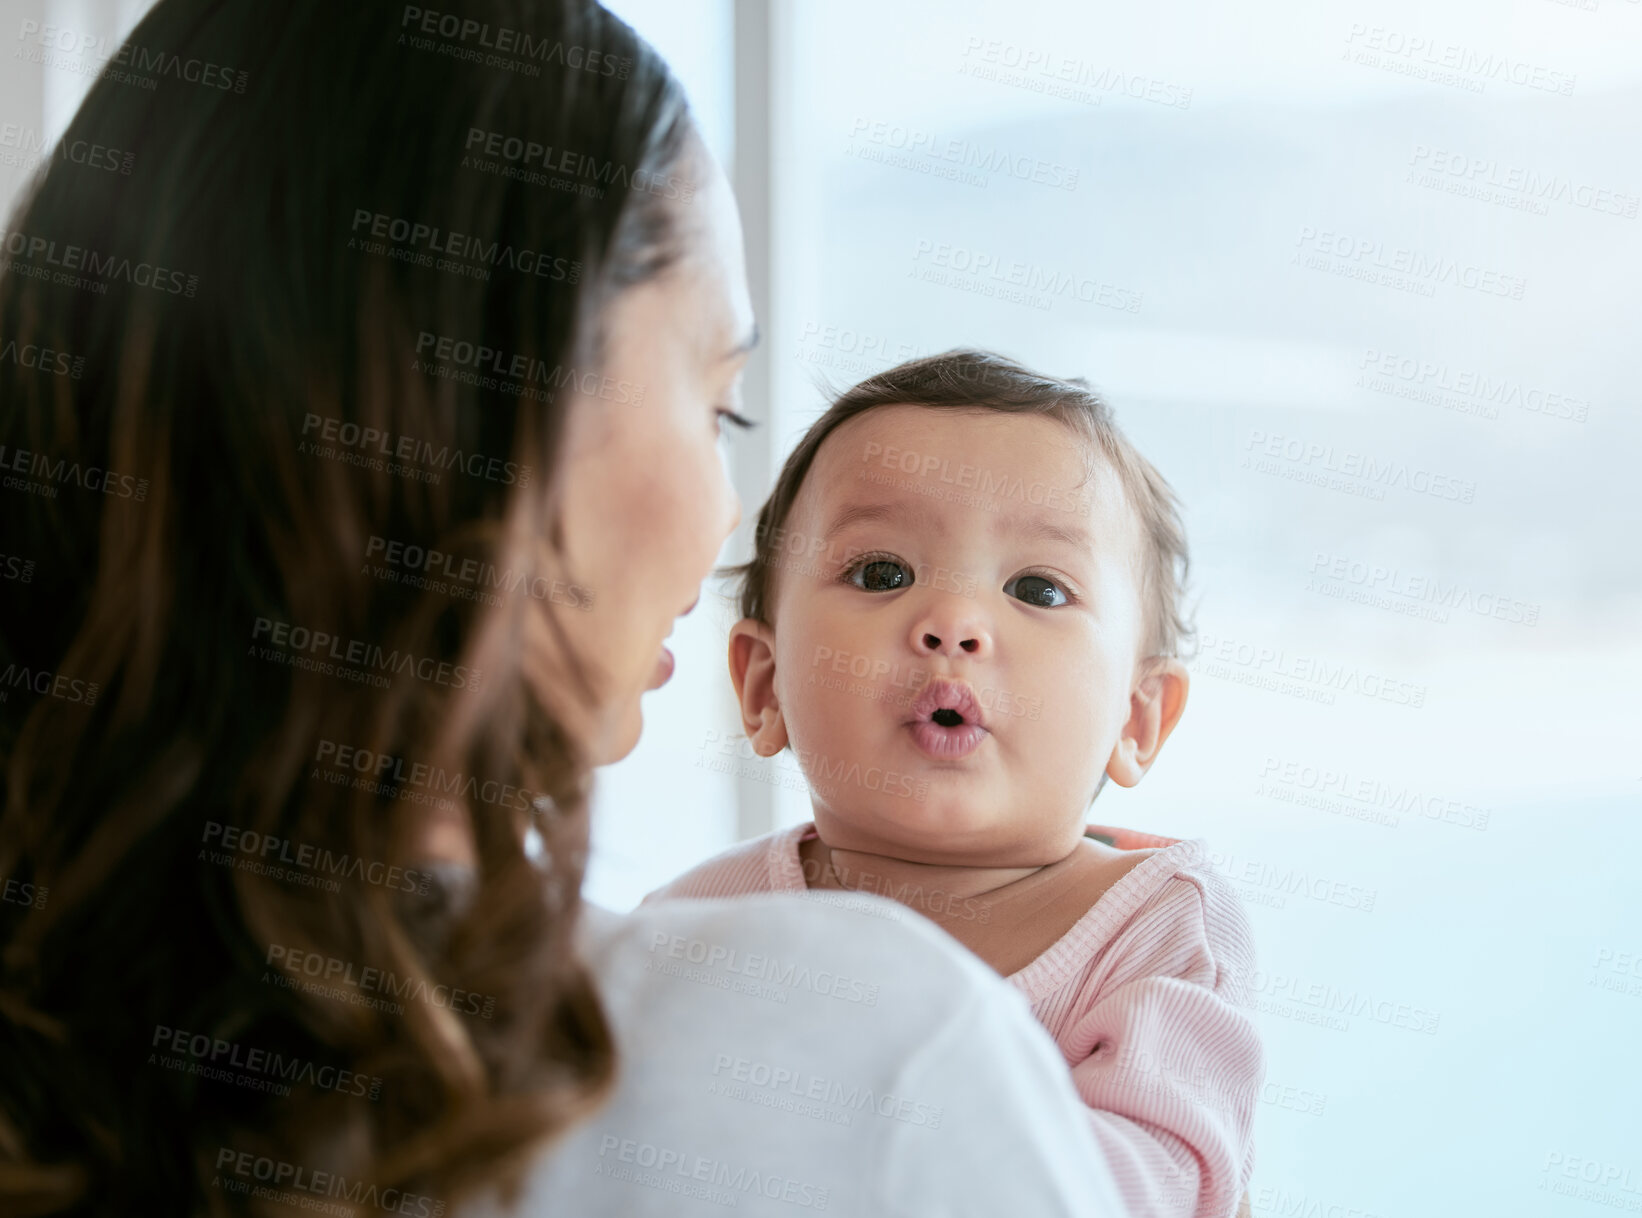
[7,1,1638,1215]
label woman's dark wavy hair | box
[0,1,695,1213]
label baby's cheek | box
[1037,703,1110,794]
[786,674,857,751]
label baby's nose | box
[911,607,992,658]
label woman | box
[0,2,1124,1214]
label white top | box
[461,892,1126,1217]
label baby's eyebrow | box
[1005,515,1093,549]
[822,499,1094,552]
[821,501,907,542]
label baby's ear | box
[1106,657,1189,787]
[728,618,788,756]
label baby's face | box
[765,404,1151,867]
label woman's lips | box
[906,719,989,760]
[646,598,696,691]
[647,644,675,689]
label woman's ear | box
[729,617,788,756]
[1106,658,1189,787]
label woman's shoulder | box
[585,890,1010,1018]
[462,895,1124,1217]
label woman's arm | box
[876,961,1130,1216]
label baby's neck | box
[798,825,1153,977]
[799,833,1069,903]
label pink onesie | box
[645,822,1264,1218]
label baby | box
[647,349,1263,1218]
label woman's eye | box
[845,557,913,592]
[1004,573,1069,607]
[716,409,755,437]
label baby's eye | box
[1004,573,1070,608]
[844,554,913,592]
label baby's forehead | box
[798,403,1142,560]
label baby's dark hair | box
[724,348,1197,665]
